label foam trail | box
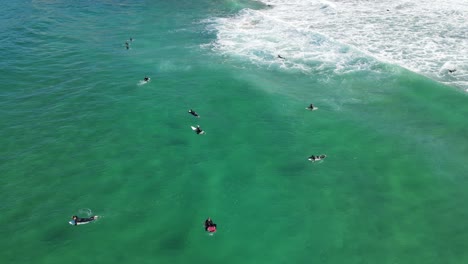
[137,79,150,86]
[204,0,468,90]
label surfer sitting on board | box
[71,215,97,226]
[306,104,316,110]
[205,217,217,232]
[188,109,199,118]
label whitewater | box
[205,0,468,91]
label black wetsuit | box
[73,216,95,225]
[196,127,203,134]
[189,110,199,117]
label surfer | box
[71,215,97,226]
[188,109,200,118]
[205,217,217,232]
[277,54,285,59]
[306,104,316,110]
[125,41,130,50]
[143,76,150,82]
[194,125,204,135]
[129,37,133,42]
[308,154,326,161]
[448,69,456,73]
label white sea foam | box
[204,0,468,90]
[137,79,150,86]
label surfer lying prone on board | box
[308,154,326,162]
[143,76,150,82]
[192,125,205,135]
[205,217,217,233]
[188,109,199,118]
[71,215,98,226]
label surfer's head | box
[72,216,77,220]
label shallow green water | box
[1,1,467,263]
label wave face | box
[205,0,468,90]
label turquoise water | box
[1,1,467,263]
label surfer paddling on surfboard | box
[308,154,326,162]
[205,217,217,233]
[191,125,205,135]
[70,215,98,226]
[143,76,150,82]
[188,109,199,118]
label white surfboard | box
[306,107,318,111]
[69,216,98,225]
[69,220,91,225]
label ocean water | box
[1,1,467,263]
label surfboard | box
[306,107,318,111]
[69,220,91,225]
[69,216,98,225]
